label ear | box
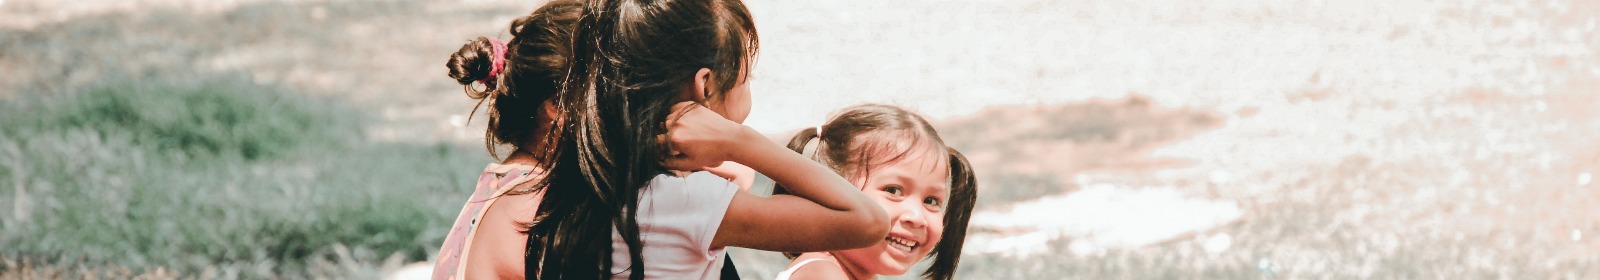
[680,68,714,103]
[541,99,559,122]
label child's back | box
[431,0,582,278]
[606,172,740,278]
[435,164,541,279]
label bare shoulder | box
[786,253,849,280]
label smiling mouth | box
[887,236,919,253]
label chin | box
[873,261,912,276]
[839,245,912,276]
[872,253,917,275]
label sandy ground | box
[736,0,1600,277]
[4,0,1598,278]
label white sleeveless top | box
[608,171,741,279]
[774,258,838,280]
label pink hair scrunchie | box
[479,37,508,89]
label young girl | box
[432,1,583,279]
[523,0,889,279]
[768,104,980,280]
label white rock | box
[969,184,1245,258]
[1257,258,1275,274]
[1202,233,1233,254]
[963,231,1051,258]
[1068,239,1098,257]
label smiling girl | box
[767,104,979,280]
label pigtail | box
[785,126,820,155]
[922,147,978,280]
[768,125,819,206]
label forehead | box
[859,144,950,192]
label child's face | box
[834,145,951,276]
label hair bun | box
[446,37,500,99]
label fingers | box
[655,133,682,158]
[665,101,703,129]
[660,153,714,173]
[661,155,694,171]
[660,101,730,173]
[661,102,702,171]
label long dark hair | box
[779,104,977,280]
[522,0,759,279]
[444,0,583,160]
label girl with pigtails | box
[762,104,980,280]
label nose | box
[897,201,928,229]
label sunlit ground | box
[2,0,1597,279]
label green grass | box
[0,73,487,279]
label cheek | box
[869,195,897,212]
[924,212,946,246]
[707,97,749,124]
[729,87,752,123]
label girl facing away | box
[435,0,585,280]
[432,0,582,279]
[523,0,889,279]
[768,104,980,280]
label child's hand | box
[702,161,756,191]
[661,102,751,172]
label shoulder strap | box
[774,258,837,280]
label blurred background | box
[2,0,1598,278]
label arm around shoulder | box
[664,103,888,252]
[712,191,886,252]
[709,128,888,251]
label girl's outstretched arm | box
[664,103,889,252]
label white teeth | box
[886,236,919,252]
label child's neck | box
[502,149,540,166]
[502,137,549,167]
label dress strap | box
[773,258,838,280]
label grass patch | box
[3,76,340,160]
[0,73,486,278]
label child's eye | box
[883,186,903,196]
[923,197,943,208]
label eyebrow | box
[887,173,949,195]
